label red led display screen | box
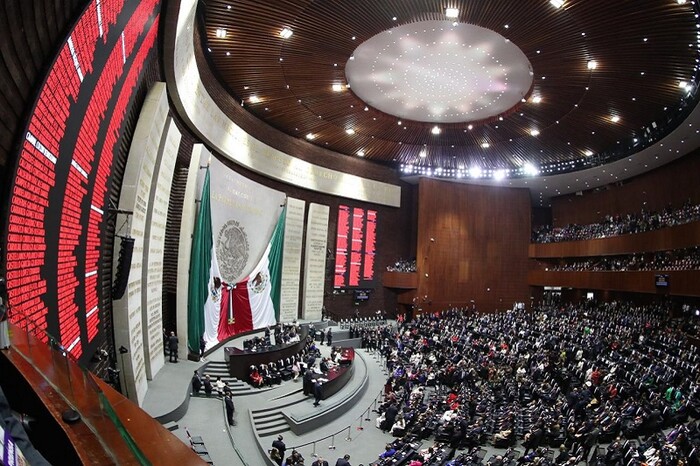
[333,205,377,289]
[4,0,160,362]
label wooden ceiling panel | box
[200,0,700,176]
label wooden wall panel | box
[417,178,531,313]
[529,220,700,258]
[382,271,418,289]
[551,150,700,226]
[528,269,700,297]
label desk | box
[224,326,309,380]
[339,347,355,365]
[312,356,354,399]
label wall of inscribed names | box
[4,0,160,373]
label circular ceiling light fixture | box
[345,21,534,123]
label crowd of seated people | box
[248,333,317,387]
[543,247,700,273]
[274,322,302,345]
[532,200,700,244]
[387,258,418,273]
[369,302,700,466]
[243,323,302,352]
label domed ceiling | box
[200,0,700,203]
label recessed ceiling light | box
[524,163,539,176]
[584,150,593,156]
[431,126,441,135]
[364,106,369,111]
[215,28,227,38]
[481,142,490,148]
[397,121,402,125]
[531,95,542,103]
[550,0,564,8]
[587,60,597,70]
[530,129,540,136]
[306,133,315,140]
[226,51,231,56]
[678,0,687,4]
[345,128,355,135]
[611,115,620,123]
[467,124,473,130]
[227,5,231,9]
[280,28,293,39]
[332,83,343,92]
[357,150,365,157]
[249,95,260,103]
[445,8,459,18]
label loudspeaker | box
[112,236,135,299]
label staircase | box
[194,361,255,396]
[251,407,291,437]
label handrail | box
[287,388,385,453]
[8,318,149,464]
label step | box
[205,361,229,366]
[253,411,285,421]
[255,415,286,428]
[162,421,179,431]
[257,425,291,437]
[255,423,291,437]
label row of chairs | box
[185,428,214,464]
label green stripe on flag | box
[269,207,286,322]
[187,169,212,354]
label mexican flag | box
[219,208,285,337]
[187,168,223,354]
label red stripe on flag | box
[233,280,254,334]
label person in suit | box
[313,380,323,407]
[326,328,333,346]
[199,335,206,360]
[271,435,286,460]
[191,371,202,395]
[224,391,235,426]
[335,454,351,466]
[286,450,304,465]
[312,456,330,466]
[303,367,314,395]
[203,374,213,397]
[382,402,399,432]
[168,331,178,362]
